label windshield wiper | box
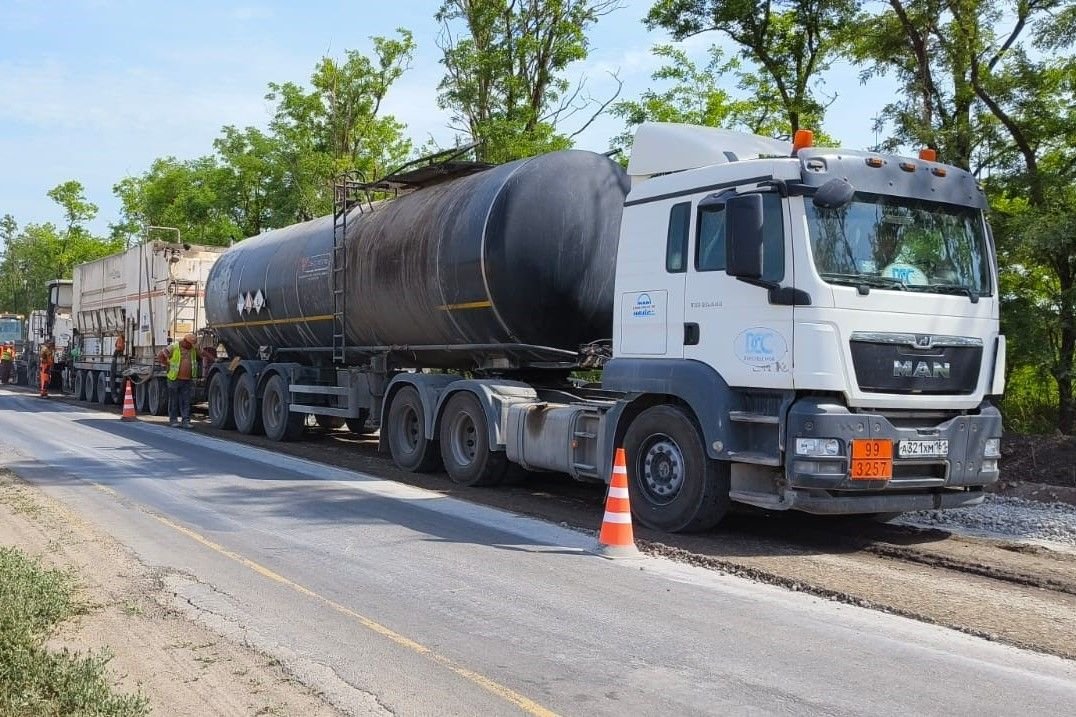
[820,273,907,295]
[906,283,980,303]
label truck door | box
[617,201,691,359]
[683,188,794,390]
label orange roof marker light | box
[792,129,814,154]
[919,148,937,162]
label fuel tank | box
[205,150,629,368]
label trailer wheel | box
[233,372,263,435]
[262,375,303,441]
[147,377,168,416]
[207,373,235,429]
[109,358,125,404]
[387,386,442,473]
[623,405,730,533]
[134,380,148,413]
[73,370,85,400]
[315,415,345,430]
[96,372,114,405]
[83,371,96,402]
[438,392,508,486]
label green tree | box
[111,157,238,247]
[611,43,802,152]
[267,30,415,218]
[646,0,856,135]
[436,0,623,163]
[0,184,121,315]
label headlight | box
[795,437,841,457]
[984,438,1001,458]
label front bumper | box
[781,398,1001,513]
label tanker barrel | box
[205,150,630,369]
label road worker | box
[0,342,13,384]
[38,340,54,398]
[157,333,199,428]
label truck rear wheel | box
[134,381,148,413]
[146,377,168,416]
[262,375,303,441]
[207,373,234,429]
[623,405,730,533]
[73,370,85,400]
[233,372,263,435]
[387,386,441,473]
[439,392,507,486]
[97,373,114,405]
[84,371,96,402]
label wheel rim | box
[399,404,421,454]
[236,385,250,423]
[448,410,478,467]
[265,386,281,428]
[637,433,686,506]
[209,380,223,420]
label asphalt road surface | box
[2,388,1074,716]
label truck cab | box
[607,124,1002,529]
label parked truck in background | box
[198,123,1004,533]
[17,280,74,391]
[0,313,25,384]
[69,240,223,412]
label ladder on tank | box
[331,173,369,364]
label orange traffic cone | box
[596,448,641,558]
[121,380,137,422]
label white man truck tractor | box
[202,124,1004,533]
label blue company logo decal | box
[735,327,788,369]
[632,292,656,318]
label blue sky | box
[1,0,894,236]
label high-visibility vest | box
[166,343,200,381]
[0,348,11,361]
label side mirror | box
[812,178,855,209]
[726,194,765,280]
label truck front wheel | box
[623,405,730,533]
[387,386,442,473]
[439,392,508,487]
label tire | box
[315,415,345,430]
[233,372,263,435]
[97,373,114,405]
[262,375,303,441]
[73,370,85,400]
[207,373,235,429]
[438,392,507,486]
[84,371,97,402]
[134,380,148,413]
[623,405,730,533]
[386,386,441,473]
[109,356,124,404]
[147,377,167,416]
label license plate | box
[850,439,893,480]
[898,439,949,458]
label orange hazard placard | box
[849,439,893,480]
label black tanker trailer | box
[204,149,637,492]
[206,150,628,368]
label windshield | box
[0,319,21,344]
[805,193,992,297]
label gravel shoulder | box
[0,469,341,717]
